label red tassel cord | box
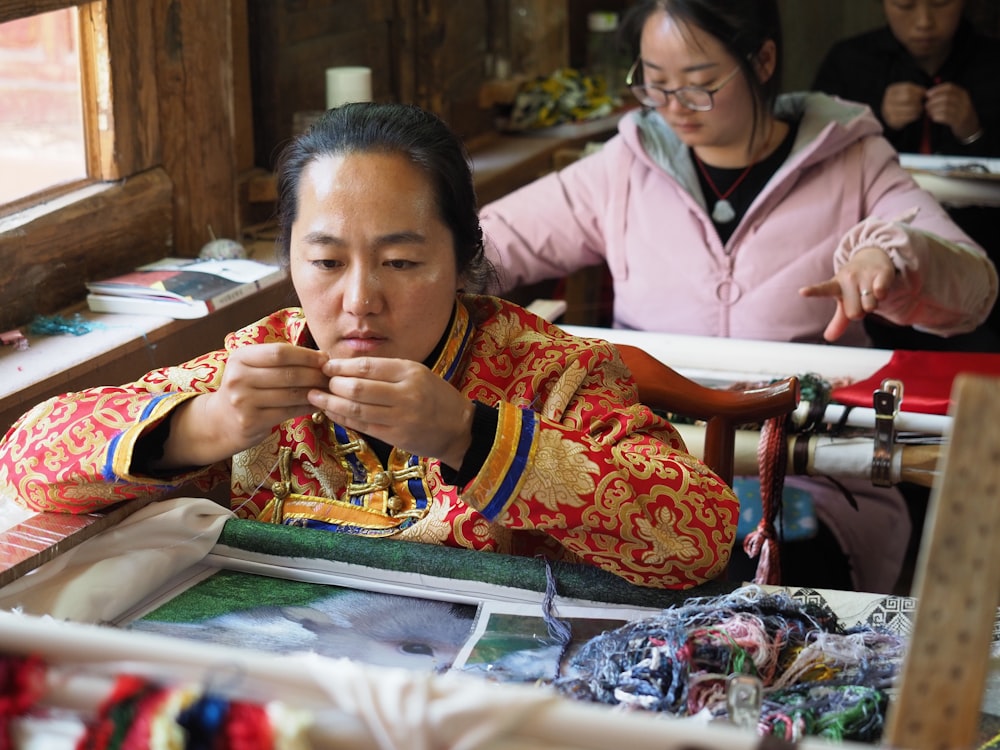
[743,415,788,585]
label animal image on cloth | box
[458,611,630,684]
[126,569,477,673]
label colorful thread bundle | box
[0,653,312,750]
[75,673,313,750]
[554,586,905,743]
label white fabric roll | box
[0,497,230,623]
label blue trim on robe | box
[103,394,173,481]
[287,517,419,535]
[480,407,536,521]
[331,423,368,503]
[440,318,473,382]
[405,454,428,511]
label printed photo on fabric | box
[126,569,478,673]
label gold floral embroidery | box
[396,490,456,545]
[538,358,588,421]
[231,431,283,499]
[518,429,596,510]
[633,506,704,563]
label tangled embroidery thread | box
[554,585,905,743]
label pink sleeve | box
[831,135,997,333]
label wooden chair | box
[598,363,1000,748]
[615,343,800,486]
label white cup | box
[325,66,373,109]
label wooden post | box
[884,374,1000,750]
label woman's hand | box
[924,82,981,143]
[309,357,475,470]
[799,246,897,341]
[162,343,330,468]
[881,82,926,131]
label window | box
[0,0,175,334]
[0,1,270,336]
[0,6,86,205]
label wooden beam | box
[0,168,173,333]
[884,374,1000,750]
[153,0,241,254]
[0,499,152,589]
[78,0,161,180]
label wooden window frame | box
[0,0,252,334]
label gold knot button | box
[372,471,391,489]
[311,411,326,424]
[386,495,404,513]
[271,481,290,498]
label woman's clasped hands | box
[882,80,981,143]
[176,343,473,471]
[309,356,474,471]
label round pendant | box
[711,199,736,223]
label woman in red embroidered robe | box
[0,103,737,590]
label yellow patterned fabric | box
[0,295,738,588]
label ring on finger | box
[860,289,873,297]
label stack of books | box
[86,257,287,319]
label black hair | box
[621,0,784,155]
[272,102,496,292]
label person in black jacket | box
[814,0,1000,353]
[813,0,998,157]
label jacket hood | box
[619,92,885,190]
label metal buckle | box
[872,378,903,487]
[727,673,762,729]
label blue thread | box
[177,693,229,750]
[542,560,573,658]
[28,314,103,336]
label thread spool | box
[325,66,372,109]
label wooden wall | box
[245,0,571,173]
[246,0,1000,173]
[4,0,999,333]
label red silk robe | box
[0,295,737,589]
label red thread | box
[742,415,787,585]
[919,76,942,154]
[120,687,169,750]
[225,701,273,750]
[0,655,46,750]
[692,152,756,203]
[75,674,151,750]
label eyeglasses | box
[625,59,741,111]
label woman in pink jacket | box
[480,0,998,593]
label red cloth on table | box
[831,350,1000,415]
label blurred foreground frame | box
[884,373,1000,750]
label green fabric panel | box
[142,569,343,622]
[218,519,735,609]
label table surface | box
[900,153,1000,207]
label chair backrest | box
[615,344,800,486]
